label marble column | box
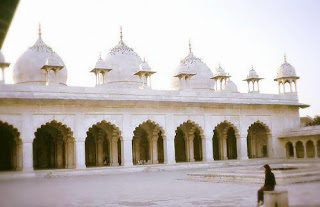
[222,137,228,160]
[202,137,214,162]
[163,138,175,164]
[152,136,159,164]
[189,136,195,162]
[111,139,119,166]
[303,142,307,158]
[75,140,86,169]
[22,141,33,172]
[293,144,297,159]
[237,136,248,160]
[97,138,104,166]
[56,141,64,168]
[185,136,190,161]
[314,141,318,158]
[164,114,176,164]
[121,138,133,166]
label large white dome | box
[13,35,67,85]
[0,51,5,63]
[104,33,143,88]
[223,79,238,93]
[170,45,213,90]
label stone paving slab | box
[0,169,319,207]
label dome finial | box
[284,53,287,63]
[120,26,123,42]
[99,52,102,59]
[38,23,42,38]
[188,39,192,53]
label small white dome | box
[223,79,238,93]
[170,46,213,90]
[95,57,109,69]
[277,56,297,79]
[247,68,259,79]
[214,65,227,77]
[0,51,5,63]
[44,52,64,68]
[104,38,143,88]
[13,35,67,85]
[139,61,151,71]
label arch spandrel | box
[176,120,205,138]
[0,115,22,134]
[34,120,74,140]
[134,119,166,137]
[86,120,122,141]
[214,120,240,137]
[32,115,75,136]
[83,115,123,136]
[132,116,166,132]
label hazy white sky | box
[2,0,320,116]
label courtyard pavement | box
[0,169,319,207]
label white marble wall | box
[0,100,300,171]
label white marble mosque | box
[0,26,318,173]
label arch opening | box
[0,121,22,171]
[296,141,304,158]
[306,140,315,158]
[85,121,122,167]
[174,121,203,163]
[247,122,269,159]
[213,121,238,160]
[285,142,294,158]
[318,140,320,158]
[132,120,164,165]
[33,121,75,170]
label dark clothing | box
[257,171,276,202]
[258,186,275,202]
[264,171,276,188]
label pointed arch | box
[85,120,122,167]
[247,121,271,158]
[132,119,165,165]
[306,140,315,158]
[33,120,75,170]
[295,141,304,158]
[0,121,22,171]
[213,120,239,160]
[285,141,294,158]
[174,120,204,163]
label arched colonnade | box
[0,119,275,171]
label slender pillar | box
[314,141,318,158]
[97,138,104,166]
[111,139,119,166]
[152,136,159,164]
[303,142,307,158]
[293,144,297,159]
[185,136,190,161]
[22,141,33,172]
[222,136,228,160]
[189,136,195,162]
[56,141,64,168]
[121,138,133,166]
